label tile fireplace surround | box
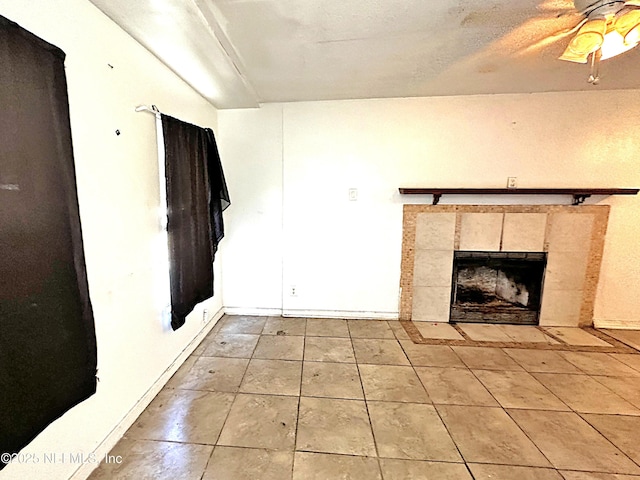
[400,205,610,327]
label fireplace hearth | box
[450,251,546,325]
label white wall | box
[217,105,284,313]
[219,91,640,325]
[0,1,223,479]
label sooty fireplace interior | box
[450,251,547,325]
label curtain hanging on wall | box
[161,115,229,330]
[0,16,97,467]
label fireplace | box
[450,251,547,325]
[400,204,610,326]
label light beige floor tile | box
[194,322,225,354]
[436,405,550,467]
[468,463,564,480]
[304,337,355,363]
[305,318,349,337]
[203,334,259,358]
[452,346,524,371]
[203,447,293,480]
[543,327,612,347]
[369,401,462,462]
[533,373,640,415]
[560,472,640,479]
[509,409,640,474]
[601,329,640,350]
[379,459,473,479]
[609,354,640,373]
[388,321,411,340]
[352,339,410,365]
[177,357,249,392]
[498,325,560,344]
[347,319,395,338]
[301,362,363,399]
[262,317,306,336]
[415,367,498,406]
[88,438,213,480]
[293,452,381,480]
[560,352,640,377]
[582,414,640,465]
[219,316,267,334]
[399,341,466,368]
[128,389,234,444]
[592,376,640,409]
[253,335,304,360]
[297,397,376,456]
[358,364,430,403]
[458,323,513,342]
[414,322,465,340]
[239,359,302,396]
[191,337,213,357]
[504,349,583,374]
[217,394,298,450]
[165,356,199,389]
[473,370,569,411]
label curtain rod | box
[135,104,161,116]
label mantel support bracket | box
[432,193,442,205]
[572,194,591,205]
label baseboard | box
[222,306,399,320]
[282,309,399,320]
[223,306,283,317]
[71,307,224,480]
[594,318,640,329]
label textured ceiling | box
[90,0,640,108]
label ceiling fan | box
[555,0,640,83]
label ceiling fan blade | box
[536,0,578,14]
[512,18,588,57]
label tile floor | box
[89,316,640,480]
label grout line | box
[350,330,382,464]
[500,408,555,469]
[577,413,640,470]
[291,335,304,477]
[452,323,472,341]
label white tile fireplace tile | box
[412,287,452,322]
[547,213,594,253]
[539,289,583,327]
[459,213,503,251]
[415,213,456,250]
[413,250,454,288]
[501,213,547,252]
[544,251,589,291]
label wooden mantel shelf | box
[398,188,639,205]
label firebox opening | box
[450,251,547,325]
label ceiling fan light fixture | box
[559,18,606,62]
[600,28,638,57]
[625,24,640,42]
[559,1,640,82]
[614,8,640,43]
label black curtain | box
[0,16,97,467]
[161,115,229,331]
